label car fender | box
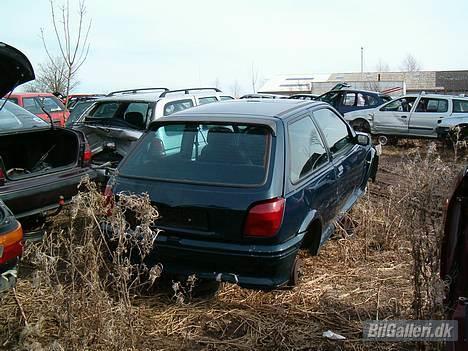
[298,209,322,234]
[344,108,375,124]
[439,115,468,128]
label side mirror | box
[355,132,370,146]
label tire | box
[351,119,371,133]
[377,135,397,146]
[191,279,221,298]
[288,256,303,287]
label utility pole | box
[360,46,364,80]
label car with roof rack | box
[103,98,379,291]
[240,93,288,99]
[71,87,233,169]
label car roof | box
[327,89,387,96]
[157,99,326,120]
[401,93,468,100]
[9,92,57,97]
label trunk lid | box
[0,42,35,98]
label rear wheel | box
[288,256,303,286]
[351,119,371,133]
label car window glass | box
[319,92,340,106]
[163,99,194,116]
[198,97,218,105]
[7,98,18,105]
[0,100,48,131]
[313,108,353,154]
[289,116,328,183]
[380,97,417,112]
[343,93,356,106]
[119,123,271,186]
[415,98,448,113]
[90,102,119,118]
[220,96,234,101]
[41,96,64,112]
[23,97,43,114]
[453,99,468,113]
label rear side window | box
[220,96,234,101]
[288,116,328,183]
[87,101,152,130]
[23,97,43,114]
[342,93,356,106]
[163,99,194,116]
[120,123,272,186]
[7,98,18,104]
[198,97,218,105]
[415,98,448,113]
[313,108,353,154]
[357,93,379,107]
[453,99,468,113]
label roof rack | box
[107,87,169,96]
[159,87,222,98]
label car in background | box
[345,93,468,144]
[64,94,106,110]
[105,99,378,291]
[72,87,233,169]
[0,199,23,294]
[7,92,69,127]
[288,94,318,100]
[0,42,96,226]
[240,93,288,99]
[316,89,392,116]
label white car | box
[344,93,468,144]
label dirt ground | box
[1,140,466,351]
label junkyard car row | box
[0,39,467,310]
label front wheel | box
[377,135,397,146]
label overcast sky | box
[2,0,468,95]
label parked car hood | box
[0,42,35,98]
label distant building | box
[258,70,468,97]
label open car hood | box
[0,42,35,97]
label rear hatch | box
[115,121,278,242]
[0,42,35,97]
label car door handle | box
[400,115,407,119]
[337,165,344,177]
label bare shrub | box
[398,144,456,321]
[3,179,160,350]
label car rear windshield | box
[86,101,152,130]
[119,122,272,186]
[0,100,48,131]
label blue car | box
[106,99,378,290]
[316,89,392,116]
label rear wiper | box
[39,100,55,130]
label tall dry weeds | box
[1,179,160,350]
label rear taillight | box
[82,142,92,166]
[243,198,285,238]
[0,167,5,186]
[0,224,23,264]
[104,184,114,212]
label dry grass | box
[0,142,462,350]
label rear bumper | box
[105,223,303,290]
[1,168,97,219]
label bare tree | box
[24,57,79,94]
[41,0,91,106]
[376,59,390,72]
[400,54,421,72]
[230,81,241,98]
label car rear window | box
[0,100,48,131]
[119,122,272,186]
[453,99,468,113]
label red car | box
[7,92,69,127]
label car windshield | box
[0,100,48,131]
[85,101,152,130]
[119,122,272,186]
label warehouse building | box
[258,70,468,97]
